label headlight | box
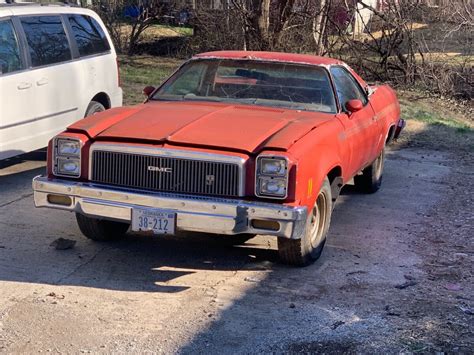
[57,158,81,176]
[259,157,287,176]
[255,155,289,199]
[53,137,81,178]
[258,177,287,196]
[57,138,81,156]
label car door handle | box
[17,82,32,90]
[36,78,48,86]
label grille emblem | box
[148,166,172,173]
[206,174,215,185]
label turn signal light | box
[251,219,280,231]
[47,194,72,206]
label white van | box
[0,3,122,160]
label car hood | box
[68,101,334,153]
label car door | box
[0,17,34,160]
[331,66,378,177]
[15,15,81,152]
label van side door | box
[16,15,81,149]
[0,17,34,159]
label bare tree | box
[94,0,163,55]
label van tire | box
[85,101,105,117]
[76,213,129,241]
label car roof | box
[0,3,97,17]
[194,51,344,67]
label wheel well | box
[386,125,396,144]
[91,92,111,109]
[327,166,343,203]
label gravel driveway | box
[0,129,472,353]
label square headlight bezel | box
[53,137,82,178]
[255,155,289,199]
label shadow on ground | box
[0,123,471,352]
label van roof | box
[0,3,96,17]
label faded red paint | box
[194,51,344,67]
[50,52,402,212]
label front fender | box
[292,146,343,210]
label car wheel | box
[278,177,332,266]
[85,100,105,117]
[76,213,129,241]
[355,148,385,193]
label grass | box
[121,24,193,40]
[398,92,473,134]
[119,55,182,105]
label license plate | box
[131,208,176,234]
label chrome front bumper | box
[32,176,307,239]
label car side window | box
[330,66,368,109]
[161,62,208,96]
[68,15,110,57]
[0,20,23,75]
[21,16,72,67]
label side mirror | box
[345,99,363,113]
[143,86,156,97]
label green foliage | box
[119,56,181,105]
[400,98,472,134]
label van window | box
[0,20,22,75]
[68,15,110,57]
[21,16,72,67]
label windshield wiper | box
[182,94,223,102]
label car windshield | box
[152,59,337,113]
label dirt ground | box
[0,112,473,353]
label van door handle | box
[36,78,48,86]
[17,82,32,90]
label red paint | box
[194,51,343,67]
[49,52,402,211]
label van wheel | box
[355,148,385,193]
[85,101,105,117]
[278,177,332,266]
[76,213,129,241]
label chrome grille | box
[91,149,241,197]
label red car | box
[33,51,404,266]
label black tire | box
[278,177,332,266]
[354,148,385,193]
[84,100,105,117]
[76,213,129,241]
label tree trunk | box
[250,0,271,50]
[272,0,296,49]
[313,0,328,55]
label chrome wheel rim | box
[309,192,328,248]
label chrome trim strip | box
[32,176,307,239]
[88,143,246,196]
[0,107,78,130]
